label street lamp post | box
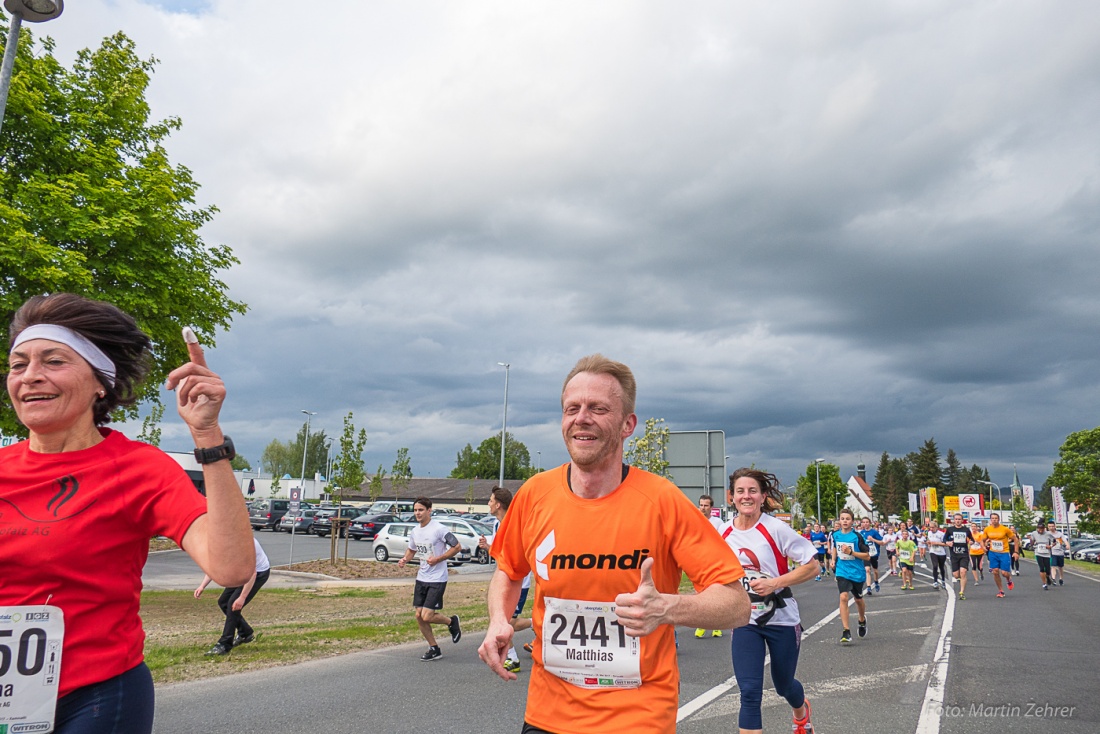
[0,0,64,137]
[324,438,334,491]
[814,458,825,522]
[977,480,1001,514]
[299,410,316,496]
[497,362,510,486]
[536,450,541,472]
[289,410,315,568]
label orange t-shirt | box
[969,531,986,555]
[492,464,745,734]
[984,524,1014,553]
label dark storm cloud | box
[46,1,1100,492]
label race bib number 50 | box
[0,606,64,734]
[541,597,641,689]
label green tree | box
[911,438,942,492]
[368,465,386,504]
[261,423,329,479]
[450,432,533,481]
[871,451,909,517]
[330,412,367,503]
[942,449,962,495]
[0,28,245,437]
[1049,426,1100,533]
[269,475,280,498]
[1009,495,1036,537]
[136,401,164,446]
[623,417,670,478]
[229,455,251,471]
[392,448,412,501]
[794,462,848,522]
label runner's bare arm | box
[170,328,253,587]
[479,569,524,680]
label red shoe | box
[1007,580,1014,591]
[793,699,815,734]
[996,591,1005,598]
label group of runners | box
[801,512,1071,601]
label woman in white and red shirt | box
[720,468,820,734]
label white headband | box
[11,324,117,387]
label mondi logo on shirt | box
[535,530,650,581]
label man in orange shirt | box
[478,354,749,734]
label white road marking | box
[688,664,930,721]
[914,576,956,734]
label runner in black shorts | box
[946,513,974,600]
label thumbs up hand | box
[614,558,669,637]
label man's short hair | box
[491,487,513,510]
[561,353,636,416]
[414,497,432,510]
[839,509,855,519]
[699,495,713,504]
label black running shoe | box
[205,642,231,656]
[840,629,852,645]
[449,615,462,644]
[858,618,867,638]
[420,646,442,661]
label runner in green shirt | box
[896,530,918,590]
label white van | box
[367,500,416,515]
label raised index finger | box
[182,326,207,368]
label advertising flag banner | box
[925,488,938,515]
[1052,487,1068,525]
[908,492,919,512]
[1023,485,1034,510]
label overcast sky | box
[35,1,1100,490]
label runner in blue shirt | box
[830,509,870,644]
[810,524,829,580]
[858,517,885,594]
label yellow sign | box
[944,496,960,513]
[925,488,938,514]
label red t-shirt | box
[0,429,207,696]
[492,464,745,734]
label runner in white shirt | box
[1047,521,1069,586]
[721,468,820,734]
[926,522,948,589]
[883,527,899,577]
[398,498,463,660]
[1027,525,1056,590]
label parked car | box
[1078,547,1100,563]
[278,508,319,534]
[371,522,473,565]
[1070,540,1100,559]
[249,499,291,531]
[348,513,402,541]
[312,506,363,538]
[367,500,417,516]
[373,523,415,562]
[1072,542,1100,560]
[439,517,494,565]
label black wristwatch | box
[194,436,235,465]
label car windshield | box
[467,522,492,536]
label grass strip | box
[143,583,492,685]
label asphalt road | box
[145,544,1100,733]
